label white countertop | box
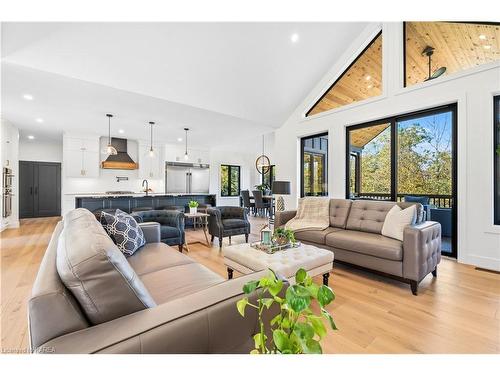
[65,192,213,198]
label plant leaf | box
[321,308,338,330]
[261,297,274,309]
[272,329,291,352]
[236,298,248,317]
[306,283,319,299]
[295,268,307,284]
[308,315,327,338]
[270,313,282,327]
[250,349,260,354]
[268,279,283,296]
[243,280,259,294]
[286,285,311,313]
[293,322,315,340]
[303,338,322,354]
[253,333,267,349]
[317,285,335,307]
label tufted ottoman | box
[223,243,334,285]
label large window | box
[301,133,328,197]
[495,96,500,225]
[306,32,382,116]
[346,105,457,257]
[261,165,275,190]
[404,22,500,87]
[220,165,240,197]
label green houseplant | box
[254,183,269,192]
[237,268,337,354]
[188,200,199,214]
[273,227,295,246]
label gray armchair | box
[207,206,250,249]
[132,210,185,251]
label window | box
[301,133,328,197]
[306,32,382,116]
[404,22,500,87]
[261,165,275,190]
[220,165,240,197]
[495,96,500,225]
[346,105,457,257]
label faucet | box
[142,179,149,196]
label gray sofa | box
[28,208,277,354]
[275,199,441,295]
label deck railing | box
[355,193,453,208]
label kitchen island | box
[73,193,216,214]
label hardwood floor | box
[1,216,499,354]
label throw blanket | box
[285,197,330,232]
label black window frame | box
[261,164,275,189]
[345,104,458,258]
[494,95,500,225]
[300,132,329,198]
[220,164,241,197]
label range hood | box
[101,138,139,170]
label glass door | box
[301,133,328,197]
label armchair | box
[207,206,250,250]
[132,210,185,251]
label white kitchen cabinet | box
[164,145,210,164]
[138,143,162,179]
[63,135,100,177]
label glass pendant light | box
[105,114,117,155]
[148,121,155,157]
[184,128,189,160]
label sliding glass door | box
[301,133,328,197]
[346,105,457,257]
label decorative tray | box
[250,241,302,254]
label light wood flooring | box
[1,216,499,354]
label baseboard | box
[464,254,500,272]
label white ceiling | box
[1,22,369,147]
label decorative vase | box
[190,207,197,214]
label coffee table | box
[183,212,210,252]
[223,243,334,285]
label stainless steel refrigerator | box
[165,162,210,194]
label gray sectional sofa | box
[275,199,441,295]
[28,208,277,354]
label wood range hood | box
[101,137,139,170]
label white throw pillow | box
[381,205,416,241]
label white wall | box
[18,138,63,162]
[1,118,19,230]
[274,23,500,271]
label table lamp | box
[271,181,291,212]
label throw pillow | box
[381,205,416,241]
[102,209,146,256]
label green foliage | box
[188,200,199,208]
[273,227,296,244]
[254,183,269,192]
[236,268,337,354]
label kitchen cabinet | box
[138,143,161,179]
[164,145,210,164]
[64,136,100,177]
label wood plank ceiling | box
[350,122,390,149]
[405,22,500,86]
[307,33,383,117]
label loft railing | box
[354,193,453,208]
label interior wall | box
[274,22,500,271]
[18,138,63,162]
[1,118,19,230]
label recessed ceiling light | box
[118,129,125,134]
[28,135,35,140]
[35,118,44,123]
[367,84,373,89]
[23,94,34,100]
[483,45,492,50]
[177,137,183,142]
[290,33,299,43]
[365,75,371,81]
[479,34,487,40]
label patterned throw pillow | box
[101,209,146,256]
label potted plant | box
[188,200,199,214]
[254,183,269,193]
[273,227,295,246]
[237,268,337,354]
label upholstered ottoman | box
[223,243,334,285]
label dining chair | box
[240,190,255,215]
[252,190,271,217]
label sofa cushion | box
[294,227,341,245]
[381,205,416,241]
[346,200,397,234]
[128,242,194,276]
[325,229,403,261]
[329,199,352,228]
[160,225,182,239]
[102,210,146,256]
[57,208,156,325]
[222,218,248,229]
[140,263,224,304]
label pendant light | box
[255,134,271,174]
[184,128,189,160]
[105,114,117,155]
[422,46,446,82]
[148,121,155,157]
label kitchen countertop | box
[66,192,214,198]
